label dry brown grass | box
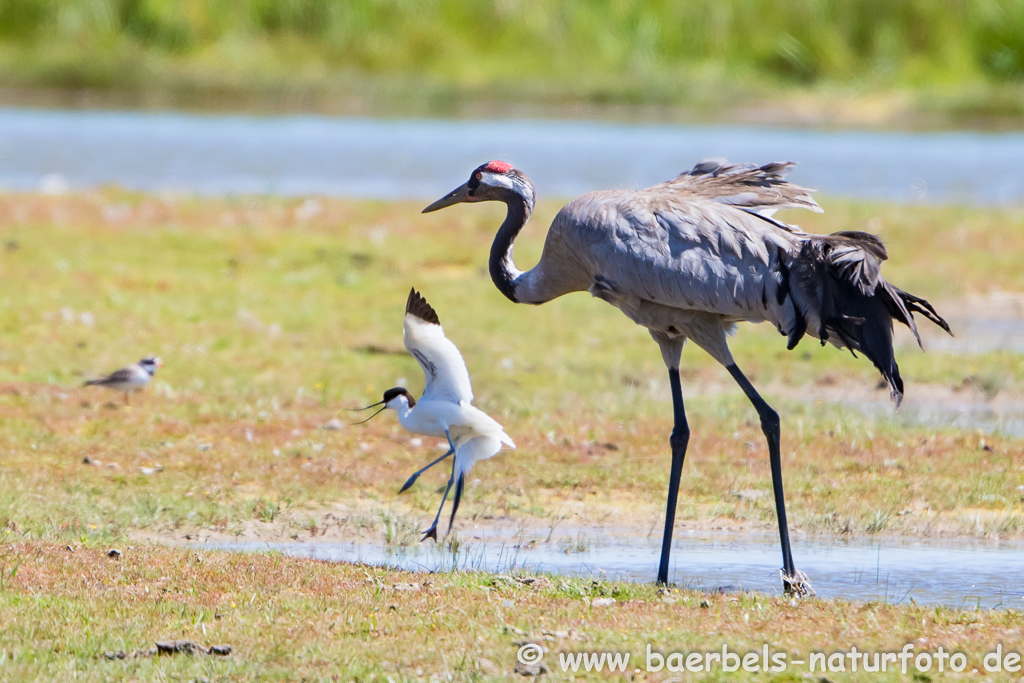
[2,375,1022,548]
[1,541,1022,680]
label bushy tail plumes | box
[789,231,951,408]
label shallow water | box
[840,396,1024,439]
[927,316,1024,355]
[203,533,1024,609]
[4,107,1024,204]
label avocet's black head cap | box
[382,387,415,407]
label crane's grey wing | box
[553,158,820,320]
[403,289,474,404]
[567,193,805,324]
[661,160,822,219]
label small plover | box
[83,356,162,404]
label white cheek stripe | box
[481,172,515,191]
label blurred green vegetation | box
[1,0,1024,122]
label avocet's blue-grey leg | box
[446,473,466,536]
[399,448,453,493]
[726,363,812,595]
[422,429,458,541]
[657,365,690,585]
[422,467,455,541]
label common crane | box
[422,159,950,593]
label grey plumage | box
[423,158,951,592]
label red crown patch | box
[482,160,512,174]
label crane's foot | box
[781,569,814,597]
[421,525,439,542]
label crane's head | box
[349,387,416,424]
[422,161,534,213]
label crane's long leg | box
[726,363,812,595]
[657,366,690,585]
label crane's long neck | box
[489,192,533,304]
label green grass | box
[2,0,1024,124]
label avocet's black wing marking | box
[403,288,474,404]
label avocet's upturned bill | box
[352,288,515,540]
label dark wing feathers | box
[84,367,134,386]
[889,286,951,334]
[830,231,888,261]
[788,231,951,406]
[824,234,884,295]
[406,288,440,325]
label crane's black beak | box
[422,182,473,213]
[347,400,386,425]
